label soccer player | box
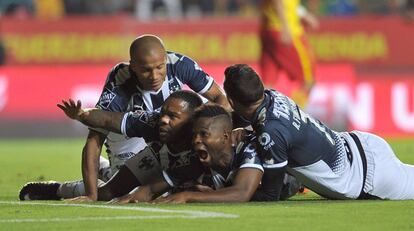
[260,0,318,107]
[222,64,414,200]
[20,91,207,201]
[19,34,230,202]
[150,104,300,203]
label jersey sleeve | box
[174,55,214,94]
[120,111,159,141]
[237,142,264,172]
[161,152,204,187]
[257,120,292,169]
[95,64,130,113]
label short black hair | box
[168,90,203,111]
[193,104,232,130]
[223,64,264,106]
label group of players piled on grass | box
[20,35,414,203]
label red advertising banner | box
[0,65,413,137]
[2,16,414,67]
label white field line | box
[0,201,238,223]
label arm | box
[202,82,232,111]
[298,5,319,30]
[110,177,171,204]
[155,168,262,203]
[58,99,123,133]
[271,0,292,44]
[251,167,286,201]
[81,130,106,201]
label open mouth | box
[195,149,209,160]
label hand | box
[302,13,319,30]
[193,184,214,193]
[152,192,189,204]
[65,196,95,203]
[57,99,84,121]
[108,195,136,204]
[231,128,247,147]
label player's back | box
[257,90,362,198]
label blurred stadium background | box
[0,0,414,139]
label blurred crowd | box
[1,0,414,19]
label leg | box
[259,29,280,89]
[97,166,140,201]
[356,131,414,200]
[98,146,163,201]
[272,34,315,108]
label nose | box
[159,115,169,126]
[192,133,202,145]
[151,68,162,80]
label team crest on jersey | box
[138,111,158,127]
[243,143,257,163]
[258,132,275,151]
[97,89,116,109]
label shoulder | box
[105,62,133,87]
[235,134,263,170]
[166,51,200,70]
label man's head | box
[223,64,264,120]
[192,104,233,170]
[129,34,167,91]
[158,90,203,143]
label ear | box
[223,130,231,143]
[227,97,235,109]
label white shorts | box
[353,131,414,200]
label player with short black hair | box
[224,64,264,107]
[223,64,414,200]
[20,91,206,201]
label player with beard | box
[20,91,206,201]
[154,104,300,203]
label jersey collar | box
[252,91,271,126]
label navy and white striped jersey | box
[92,51,214,170]
[120,110,160,142]
[96,51,213,113]
[121,110,205,188]
[252,89,362,199]
[208,134,264,190]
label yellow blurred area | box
[34,0,65,19]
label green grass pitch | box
[1,138,414,231]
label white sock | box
[98,156,114,182]
[57,179,105,199]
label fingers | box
[57,99,82,111]
[56,103,65,111]
[152,197,169,204]
[69,99,76,107]
[63,100,71,108]
[77,100,82,110]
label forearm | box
[129,186,155,202]
[185,186,253,203]
[81,132,105,200]
[273,0,289,30]
[212,95,232,112]
[251,168,286,201]
[79,109,123,134]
